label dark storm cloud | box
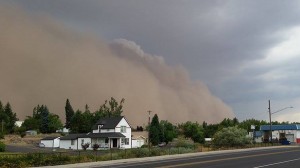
[5,0,300,121]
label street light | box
[268,100,293,142]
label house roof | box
[260,124,300,131]
[88,132,125,138]
[92,116,124,129]
[41,136,59,140]
[132,131,148,139]
[60,134,89,140]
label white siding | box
[100,129,115,133]
[41,140,53,148]
[60,140,77,150]
[132,139,145,148]
[78,138,92,150]
[116,117,131,149]
[41,138,60,148]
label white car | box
[37,143,45,148]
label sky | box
[1,0,300,124]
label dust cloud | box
[0,5,234,126]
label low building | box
[60,134,90,150]
[260,124,300,143]
[131,131,148,148]
[25,130,37,136]
[40,136,60,148]
[15,121,24,127]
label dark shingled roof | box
[60,134,89,140]
[41,136,59,140]
[92,116,124,130]
[88,132,125,138]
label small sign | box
[251,125,255,130]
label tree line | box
[0,98,299,145]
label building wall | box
[78,138,92,150]
[41,139,60,148]
[132,139,145,148]
[115,118,131,148]
[60,140,76,149]
[271,130,299,142]
[41,140,53,148]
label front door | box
[113,139,118,148]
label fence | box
[0,142,281,167]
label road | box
[93,146,300,168]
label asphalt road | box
[93,146,300,168]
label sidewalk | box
[35,145,296,168]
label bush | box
[92,144,99,151]
[0,132,4,139]
[212,126,251,148]
[81,143,90,150]
[0,141,5,152]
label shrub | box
[20,132,26,138]
[0,132,4,139]
[212,126,251,148]
[81,143,90,150]
[0,141,5,152]
[92,144,99,151]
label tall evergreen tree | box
[70,110,91,133]
[0,101,7,133]
[65,99,74,129]
[40,105,50,133]
[149,114,161,146]
[4,102,18,133]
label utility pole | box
[268,100,272,143]
[1,120,3,133]
[147,110,152,146]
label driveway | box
[6,144,61,153]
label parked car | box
[37,143,45,148]
[158,142,166,147]
[281,140,291,145]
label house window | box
[98,125,103,130]
[105,138,109,143]
[125,138,129,145]
[121,126,126,133]
[81,139,84,144]
[71,140,75,145]
[121,138,129,145]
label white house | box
[59,116,132,150]
[91,116,132,149]
[59,134,91,150]
[40,136,60,148]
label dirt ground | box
[3,133,61,146]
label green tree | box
[0,101,8,133]
[70,109,93,133]
[95,97,125,119]
[65,99,74,129]
[149,114,161,146]
[203,123,219,138]
[160,120,177,144]
[212,126,251,148]
[48,114,63,133]
[40,105,50,133]
[238,119,267,132]
[21,116,40,131]
[181,121,204,143]
[3,102,18,133]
